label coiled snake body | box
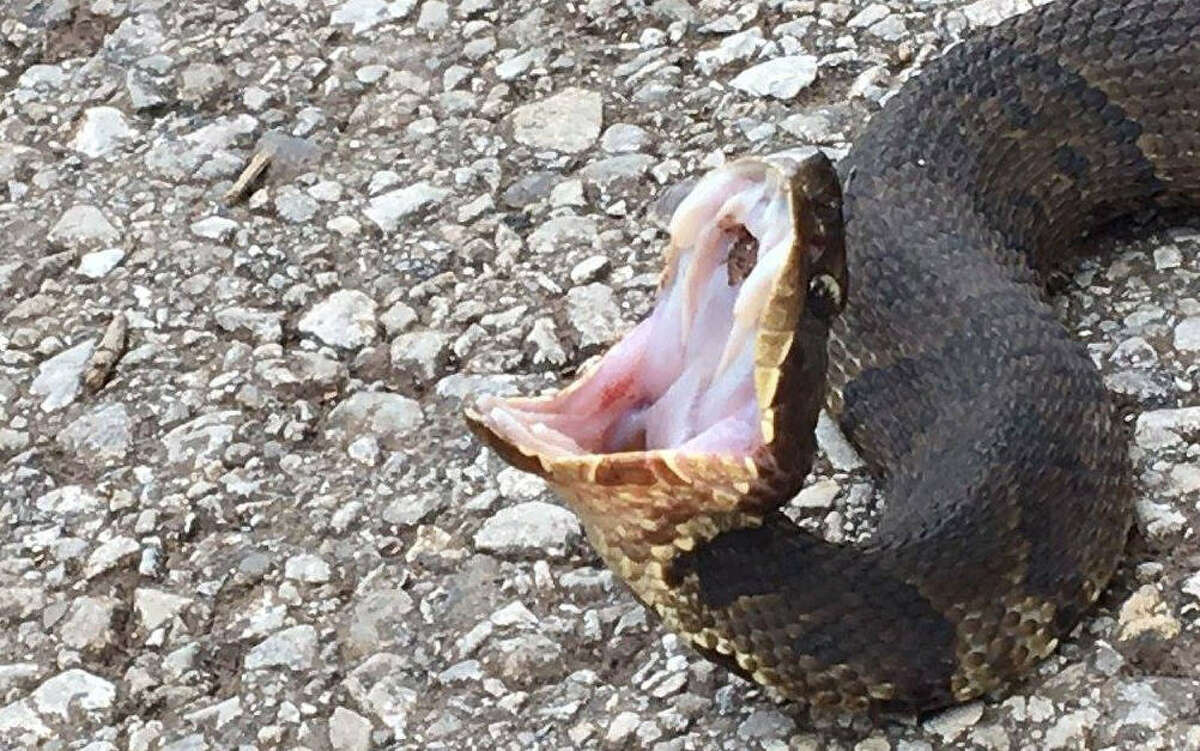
[467,0,1200,714]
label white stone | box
[246,625,319,670]
[135,589,194,631]
[1135,406,1200,451]
[70,107,134,158]
[364,182,450,231]
[299,290,378,349]
[1173,317,1200,351]
[78,248,125,278]
[84,536,140,578]
[49,205,120,247]
[191,215,239,241]
[474,501,581,557]
[924,701,984,741]
[511,88,603,153]
[730,55,819,99]
[31,669,115,719]
[329,706,373,751]
[31,340,94,412]
[330,0,418,33]
[285,554,332,583]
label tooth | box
[711,238,787,381]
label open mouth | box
[467,158,807,466]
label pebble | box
[474,501,581,557]
[566,283,623,348]
[326,392,423,449]
[1135,407,1200,451]
[31,670,115,719]
[245,625,319,671]
[31,341,95,412]
[191,216,239,241]
[84,536,140,579]
[600,123,651,154]
[70,107,135,158]
[511,88,603,153]
[730,56,819,99]
[328,707,373,751]
[924,702,984,742]
[57,404,133,465]
[364,182,450,231]
[1117,584,1181,641]
[390,330,451,381]
[134,589,194,631]
[1174,317,1200,351]
[78,249,125,278]
[49,205,120,247]
[299,290,378,349]
[162,411,243,465]
[284,554,332,583]
[331,0,418,33]
[737,708,796,740]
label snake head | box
[465,151,846,531]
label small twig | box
[84,311,128,393]
[223,148,273,206]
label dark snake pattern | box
[467,0,1200,716]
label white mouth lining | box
[475,163,796,459]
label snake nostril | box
[807,273,843,319]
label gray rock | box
[391,330,451,380]
[383,492,446,527]
[299,290,378,349]
[962,0,1031,27]
[417,0,450,30]
[329,706,373,751]
[162,411,244,465]
[134,588,194,631]
[59,596,117,650]
[275,185,321,223]
[179,62,226,103]
[215,307,283,343]
[566,283,623,348]
[326,392,422,449]
[191,216,239,241]
[31,669,115,720]
[816,411,866,471]
[381,301,418,335]
[1117,584,1180,641]
[1135,407,1200,451]
[511,88,603,154]
[246,625,319,670]
[848,3,891,28]
[330,0,417,33]
[924,701,984,742]
[70,107,135,158]
[1173,317,1200,351]
[31,341,95,412]
[57,404,133,465]
[84,536,140,579]
[78,248,125,278]
[364,182,450,231]
[35,486,103,515]
[49,205,120,247]
[1135,498,1188,546]
[600,123,651,154]
[284,554,332,583]
[736,708,796,740]
[730,56,819,99]
[474,501,581,557]
[606,712,640,746]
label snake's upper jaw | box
[465,152,845,514]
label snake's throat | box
[466,158,815,503]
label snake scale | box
[466,0,1200,715]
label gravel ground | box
[1,0,1199,749]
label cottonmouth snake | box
[465,0,1200,714]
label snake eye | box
[807,273,843,320]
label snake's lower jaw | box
[465,153,845,519]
